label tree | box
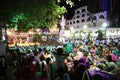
[0,0,67,31]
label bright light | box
[2,36,5,40]
[81,33,85,37]
[93,32,98,37]
[83,25,87,29]
[70,27,74,30]
[70,27,74,34]
[64,30,71,37]
[36,29,39,32]
[102,22,108,28]
[60,15,66,30]
[7,30,11,35]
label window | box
[77,15,80,18]
[81,19,85,22]
[87,18,91,22]
[73,21,75,24]
[82,9,86,12]
[99,15,104,19]
[76,20,80,23]
[82,14,85,17]
[77,11,80,14]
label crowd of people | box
[0,37,120,80]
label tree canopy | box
[0,0,67,31]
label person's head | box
[73,60,79,69]
[106,55,113,62]
[84,51,89,57]
[79,48,83,52]
[40,55,45,61]
[28,50,31,54]
[57,48,63,55]
[15,49,20,54]
[92,46,95,49]
[34,51,38,56]
[39,48,42,52]
[46,57,51,64]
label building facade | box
[66,6,120,39]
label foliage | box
[0,0,67,31]
[57,0,75,8]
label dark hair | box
[73,60,79,69]
[84,51,89,57]
[75,63,87,80]
[106,55,113,62]
[46,57,51,64]
[40,56,45,61]
[39,48,42,52]
[15,49,20,54]
[57,48,63,55]
[28,50,31,53]
[79,48,83,52]
[34,51,38,56]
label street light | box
[83,25,87,29]
[102,22,108,28]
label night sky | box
[0,0,120,24]
[59,0,87,20]
[60,0,120,22]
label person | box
[79,51,90,69]
[65,40,74,56]
[106,55,118,74]
[64,53,74,71]
[74,50,83,61]
[53,48,68,79]
[20,57,37,79]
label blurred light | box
[93,32,98,36]
[36,29,39,32]
[102,22,108,28]
[81,33,85,36]
[83,25,87,29]
[2,36,5,40]
[60,15,66,30]
[70,27,74,30]
[7,30,12,35]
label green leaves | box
[66,0,75,7]
[5,0,67,31]
[11,13,27,23]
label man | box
[65,40,74,56]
